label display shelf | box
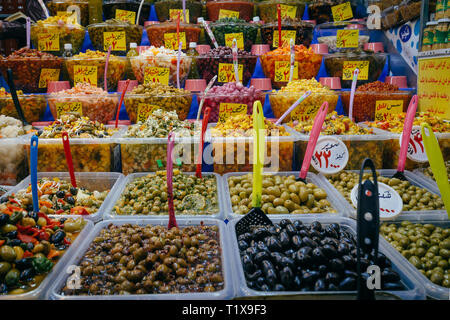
[418,48,450,58]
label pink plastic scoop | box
[61,132,77,188]
[115,79,130,128]
[167,132,178,229]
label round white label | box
[311,136,349,174]
[350,182,403,220]
[399,126,428,163]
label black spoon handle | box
[6,68,29,126]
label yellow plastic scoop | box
[421,123,450,218]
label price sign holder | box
[311,136,349,174]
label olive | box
[330,258,344,273]
[0,261,12,275]
[66,196,75,205]
[322,244,338,259]
[294,252,312,268]
[274,283,286,291]
[318,264,328,276]
[9,239,21,247]
[266,236,282,252]
[260,284,270,291]
[280,257,296,270]
[279,219,292,229]
[291,235,302,250]
[293,220,304,231]
[0,213,9,226]
[241,254,254,273]
[247,270,263,281]
[302,237,318,249]
[311,221,323,232]
[254,251,271,265]
[70,187,78,195]
[50,230,66,244]
[312,247,326,265]
[322,237,340,249]
[0,245,16,262]
[56,190,65,198]
[382,282,404,290]
[298,246,313,257]
[5,231,18,239]
[339,276,356,290]
[238,240,249,251]
[245,246,258,258]
[299,229,310,238]
[0,284,7,294]
[325,272,340,285]
[328,283,339,291]
[285,224,297,237]
[381,268,400,283]
[19,268,34,282]
[343,270,358,279]
[342,255,356,269]
[302,270,319,286]
[314,278,327,291]
[280,266,294,288]
[253,227,271,240]
[28,211,39,222]
[5,268,20,287]
[8,211,23,225]
[15,258,33,271]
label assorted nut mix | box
[61,223,224,295]
[113,170,219,216]
[228,174,336,215]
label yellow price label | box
[291,104,321,122]
[38,68,60,89]
[332,2,353,21]
[274,61,298,82]
[218,103,247,122]
[225,33,244,50]
[217,63,243,83]
[336,29,359,48]
[164,32,187,50]
[218,9,240,19]
[272,30,296,48]
[169,9,190,23]
[56,102,83,118]
[103,31,127,51]
[144,67,170,85]
[342,61,369,80]
[115,9,136,24]
[279,4,297,19]
[137,104,160,122]
[73,65,98,86]
[38,33,60,52]
[374,100,404,121]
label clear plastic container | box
[316,21,371,53]
[154,0,203,23]
[256,0,307,23]
[317,169,448,220]
[379,218,450,300]
[129,54,192,87]
[102,0,153,26]
[64,55,127,91]
[47,218,234,299]
[260,20,314,51]
[206,0,255,22]
[307,0,358,25]
[0,135,28,186]
[87,19,143,55]
[413,161,450,190]
[223,171,345,220]
[399,0,421,22]
[209,19,258,52]
[145,21,202,51]
[0,94,47,123]
[0,185,12,196]
[47,0,90,26]
[103,172,224,219]
[6,172,125,222]
[228,216,426,299]
[381,5,402,30]
[0,219,94,300]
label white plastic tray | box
[47,218,234,300]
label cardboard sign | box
[336,29,359,48]
[218,103,247,122]
[38,68,60,88]
[115,9,136,24]
[137,104,159,122]
[332,2,353,21]
[274,60,298,82]
[279,4,297,19]
[272,30,296,48]
[38,33,60,52]
[399,125,429,163]
[342,61,369,80]
[169,9,190,23]
[291,104,321,122]
[218,9,239,19]
[56,102,82,118]
[164,32,187,50]
[217,63,243,83]
[311,136,349,174]
[225,33,244,50]
[144,67,170,85]
[374,100,404,121]
[103,31,127,51]
[73,65,98,86]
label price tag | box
[332,2,353,21]
[217,63,243,83]
[73,65,98,86]
[218,103,247,122]
[137,104,159,122]
[164,32,187,50]
[336,29,359,48]
[279,4,297,19]
[56,102,83,118]
[311,137,349,174]
[115,9,136,24]
[374,100,404,121]
[399,125,429,163]
[169,9,189,23]
[38,68,60,88]
[218,9,240,19]
[274,61,298,82]
[144,67,170,85]
[291,104,320,122]
[342,61,369,80]
[225,33,244,50]
[103,31,127,51]
[351,182,403,220]
[38,33,60,52]
[272,30,296,48]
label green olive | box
[4,268,20,287]
[0,245,16,262]
[0,261,12,275]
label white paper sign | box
[350,182,403,220]
[399,125,428,163]
[311,136,349,174]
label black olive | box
[325,226,338,239]
[279,219,291,228]
[311,221,322,232]
[293,220,303,231]
[37,129,43,136]
[328,283,339,291]
[350,249,358,258]
[280,266,293,288]
[294,252,312,268]
[270,252,285,266]
[359,258,370,271]
[290,235,302,250]
[330,258,344,273]
[321,237,339,248]
[376,252,388,268]
[241,254,254,273]
[256,277,266,287]
[291,275,302,290]
[314,278,327,291]
[299,229,310,238]
[274,283,286,291]
[254,227,271,240]
[322,244,337,259]
[50,230,66,244]
[342,255,356,269]
[256,241,270,253]
[302,270,319,285]
[337,243,351,256]
[16,258,33,271]
[59,218,67,224]
[360,272,370,283]
[317,264,328,276]
[298,246,313,256]
[279,231,290,248]
[312,247,326,265]
[0,283,7,294]
[66,196,75,205]
[268,225,280,236]
[260,284,270,291]
[26,242,34,251]
[238,240,249,251]
[247,270,263,281]
[344,270,358,278]
[329,223,340,233]
[300,286,312,292]
[309,229,321,239]
[26,211,38,222]
[5,231,17,239]
[266,236,282,252]
[381,268,400,283]
[26,204,34,212]
[262,260,276,277]
[0,213,9,226]
[284,249,294,257]
[56,190,65,198]
[9,239,21,247]
[302,237,318,248]
[325,272,340,285]
[339,276,356,290]
[70,187,78,195]
[254,251,271,265]
[341,237,355,247]
[19,268,35,281]
[285,224,297,237]
[382,282,403,290]
[246,280,256,289]
[265,269,278,289]
[280,256,295,270]
[238,233,250,242]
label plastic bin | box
[153,0,203,23]
[145,21,201,51]
[223,171,345,220]
[256,0,307,23]
[0,219,94,300]
[316,21,371,53]
[102,0,152,26]
[0,94,47,125]
[260,20,314,51]
[6,172,125,222]
[104,172,224,219]
[0,135,28,186]
[47,218,234,299]
[206,0,255,22]
[209,19,258,52]
[47,0,90,26]
[228,216,426,299]
[317,169,449,221]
